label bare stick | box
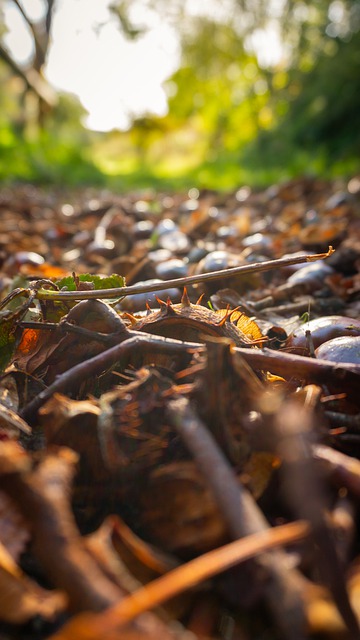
[313,444,360,498]
[34,248,334,302]
[274,396,360,638]
[166,397,308,640]
[78,521,310,631]
[233,347,360,395]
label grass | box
[0,122,359,192]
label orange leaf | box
[17,328,39,355]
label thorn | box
[217,305,238,327]
[145,302,152,315]
[195,293,205,305]
[181,287,191,307]
[123,312,138,326]
[228,306,241,321]
[165,298,177,315]
[156,296,167,311]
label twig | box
[313,444,360,497]
[19,324,360,427]
[274,394,360,638]
[11,0,45,60]
[166,396,308,640]
[232,346,360,396]
[34,248,335,302]
[324,411,360,431]
[61,521,310,636]
[20,320,118,344]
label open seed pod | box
[126,289,263,348]
[98,368,189,480]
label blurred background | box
[0,0,359,190]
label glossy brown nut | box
[155,259,188,280]
[195,250,240,274]
[286,262,334,289]
[286,316,360,355]
[3,251,44,275]
[66,299,126,334]
[315,335,360,365]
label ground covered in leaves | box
[0,176,360,640]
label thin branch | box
[313,445,360,498]
[274,397,360,637]
[46,0,55,35]
[77,521,310,631]
[18,323,360,425]
[0,42,57,106]
[166,397,308,639]
[34,248,335,302]
[233,347,360,398]
[10,0,45,61]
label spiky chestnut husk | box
[125,289,263,348]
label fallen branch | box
[233,346,360,396]
[49,521,310,640]
[166,397,309,640]
[34,248,335,301]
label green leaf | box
[56,273,125,291]
[300,312,310,324]
[0,312,18,372]
[0,293,35,372]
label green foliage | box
[245,30,360,173]
[0,312,18,372]
[56,273,126,291]
[1,1,360,189]
[0,127,105,185]
[0,290,35,372]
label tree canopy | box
[0,0,359,187]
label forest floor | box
[0,175,360,640]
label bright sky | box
[3,0,283,132]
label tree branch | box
[0,42,57,106]
[10,0,46,64]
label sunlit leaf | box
[56,273,125,291]
[17,328,40,356]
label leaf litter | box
[0,177,359,639]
